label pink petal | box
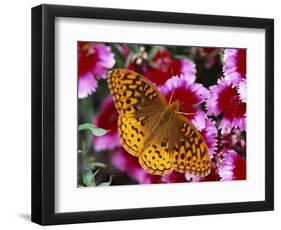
[78,72,98,99]
[93,131,120,151]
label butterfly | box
[107,68,211,176]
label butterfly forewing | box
[107,68,167,116]
[108,68,166,158]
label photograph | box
[77,42,247,187]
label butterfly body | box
[144,100,179,146]
[107,68,211,177]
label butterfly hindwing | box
[117,115,147,157]
[137,119,175,175]
[138,140,172,175]
[171,114,211,176]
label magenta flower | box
[218,150,246,181]
[185,161,221,182]
[111,148,162,184]
[78,72,98,99]
[185,173,202,182]
[128,47,197,86]
[172,59,196,84]
[114,44,130,59]
[238,79,247,103]
[93,96,120,151]
[220,128,246,152]
[201,118,218,158]
[206,77,246,134]
[223,48,246,86]
[160,74,210,130]
[203,161,220,181]
[161,170,186,183]
[162,169,206,183]
[78,42,115,98]
[145,58,197,86]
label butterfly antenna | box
[176,111,196,116]
[169,89,175,105]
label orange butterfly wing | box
[170,114,211,177]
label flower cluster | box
[78,42,115,98]
[78,43,246,186]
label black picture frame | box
[31,4,274,225]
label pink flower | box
[185,173,202,182]
[223,48,246,86]
[201,118,218,158]
[112,148,162,184]
[171,59,196,84]
[129,47,196,86]
[114,44,130,59]
[146,58,196,86]
[161,170,187,183]
[151,47,172,73]
[93,96,120,151]
[218,150,246,181]
[238,79,247,103]
[203,161,220,181]
[185,161,221,182]
[78,42,115,98]
[160,74,210,130]
[220,128,246,152]
[206,77,246,134]
[78,72,98,99]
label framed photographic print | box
[31,4,274,225]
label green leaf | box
[98,175,113,187]
[148,46,163,58]
[124,52,134,67]
[174,54,192,60]
[81,141,88,156]
[219,51,225,65]
[92,169,100,186]
[110,45,125,67]
[91,162,107,168]
[127,44,139,53]
[86,160,107,170]
[79,123,109,136]
[82,169,95,187]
